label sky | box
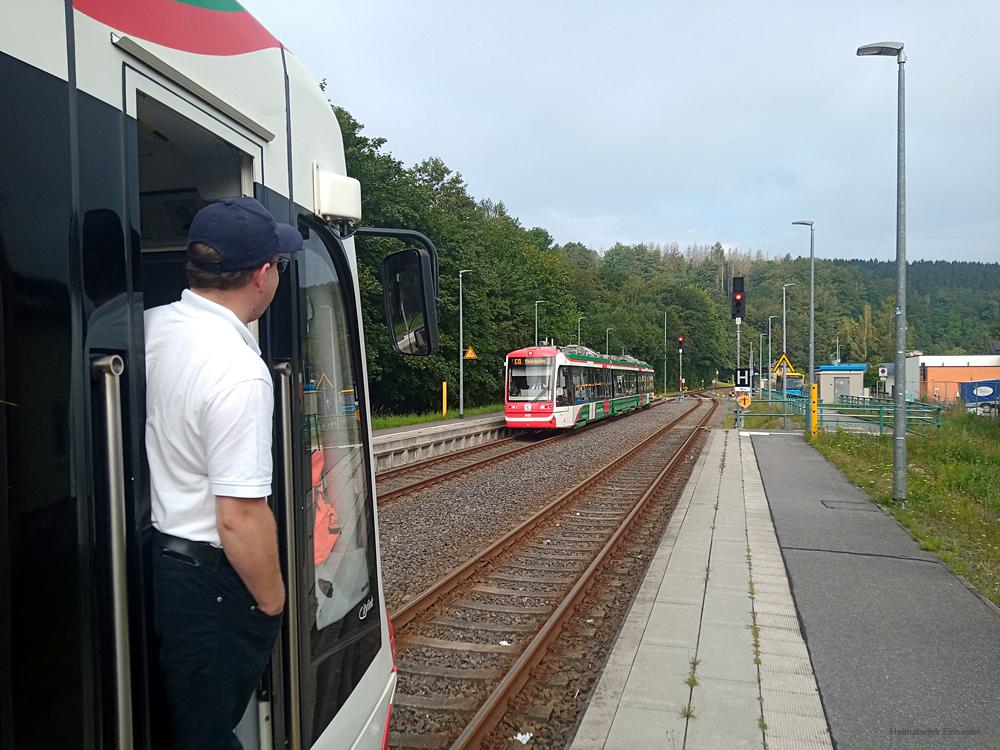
[241,0,1000,263]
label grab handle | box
[273,362,300,749]
[91,355,133,749]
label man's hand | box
[217,496,285,615]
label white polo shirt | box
[145,289,273,547]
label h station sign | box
[735,368,753,393]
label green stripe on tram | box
[173,0,246,12]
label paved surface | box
[753,433,1000,749]
[572,430,831,750]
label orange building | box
[905,355,1000,402]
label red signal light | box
[734,292,743,300]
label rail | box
[387,397,717,747]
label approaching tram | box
[505,345,655,429]
[1,3,439,748]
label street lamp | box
[662,311,668,395]
[858,40,907,503]
[459,269,473,418]
[781,283,797,426]
[767,315,777,393]
[793,220,815,435]
[577,315,585,345]
[781,283,797,355]
[759,332,764,397]
[606,327,614,357]
[534,299,546,346]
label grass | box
[723,397,806,431]
[370,402,502,430]
[813,409,1000,607]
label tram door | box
[130,85,386,747]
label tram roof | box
[507,346,653,371]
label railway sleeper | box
[395,661,504,681]
[430,615,536,633]
[454,600,550,615]
[401,634,517,654]
[392,693,480,712]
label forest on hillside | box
[335,108,1000,413]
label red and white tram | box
[1,2,439,748]
[505,345,655,429]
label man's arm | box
[217,496,285,615]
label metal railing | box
[734,390,942,435]
[820,395,942,435]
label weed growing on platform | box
[814,411,1000,607]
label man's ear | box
[251,263,270,290]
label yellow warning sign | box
[464,346,478,360]
[737,393,752,409]
[771,352,799,375]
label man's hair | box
[186,242,258,290]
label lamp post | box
[781,283,797,355]
[793,220,815,435]
[767,315,777,393]
[662,312,668,395]
[606,327,614,357]
[782,283,797,428]
[534,299,546,346]
[858,40,907,503]
[759,332,764,397]
[793,221,815,389]
[577,315,585,345]
[459,269,473,418]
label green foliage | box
[332,105,1000,415]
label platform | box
[371,412,505,472]
[572,428,1000,749]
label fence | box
[734,390,942,435]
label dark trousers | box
[152,546,282,750]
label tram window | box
[507,357,552,401]
[572,368,588,403]
[298,223,381,740]
[556,366,571,406]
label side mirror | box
[380,247,438,356]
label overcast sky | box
[241,0,999,262]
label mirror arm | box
[351,227,441,303]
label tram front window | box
[508,356,553,401]
[297,224,381,742]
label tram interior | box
[135,92,250,309]
[131,93,264,746]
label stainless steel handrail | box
[91,355,132,749]
[273,362,300,749]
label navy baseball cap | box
[187,197,304,272]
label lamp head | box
[792,220,814,227]
[857,42,904,59]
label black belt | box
[153,529,230,569]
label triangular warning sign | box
[464,346,478,360]
[771,352,796,373]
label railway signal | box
[731,276,745,319]
[677,335,684,350]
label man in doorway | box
[145,197,303,748]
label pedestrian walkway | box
[753,433,1000,749]
[572,429,832,749]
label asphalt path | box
[752,433,1000,749]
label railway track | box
[386,396,718,749]
[376,433,565,504]
[375,397,679,505]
